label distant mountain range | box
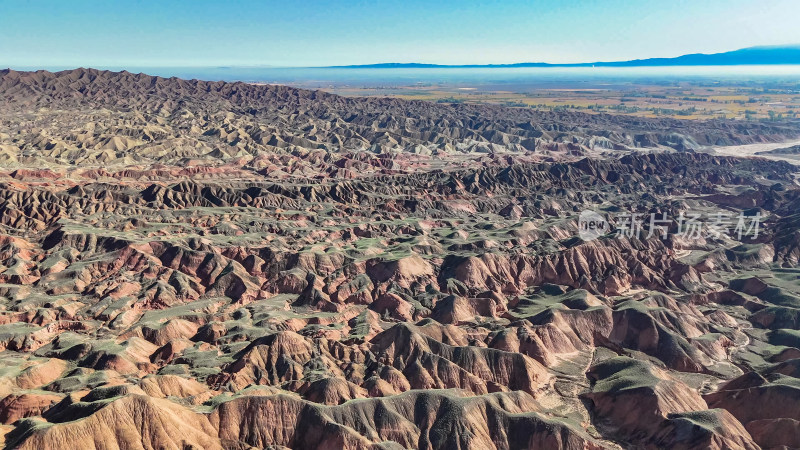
[328,45,800,69]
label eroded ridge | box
[0,69,799,449]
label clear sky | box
[2,0,800,68]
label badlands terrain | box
[0,68,799,449]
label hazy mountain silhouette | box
[328,45,800,68]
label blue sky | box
[2,0,800,67]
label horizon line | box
[3,44,800,71]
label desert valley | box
[0,65,797,448]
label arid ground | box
[284,74,800,122]
[0,68,799,449]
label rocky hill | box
[2,68,800,174]
[0,68,799,449]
